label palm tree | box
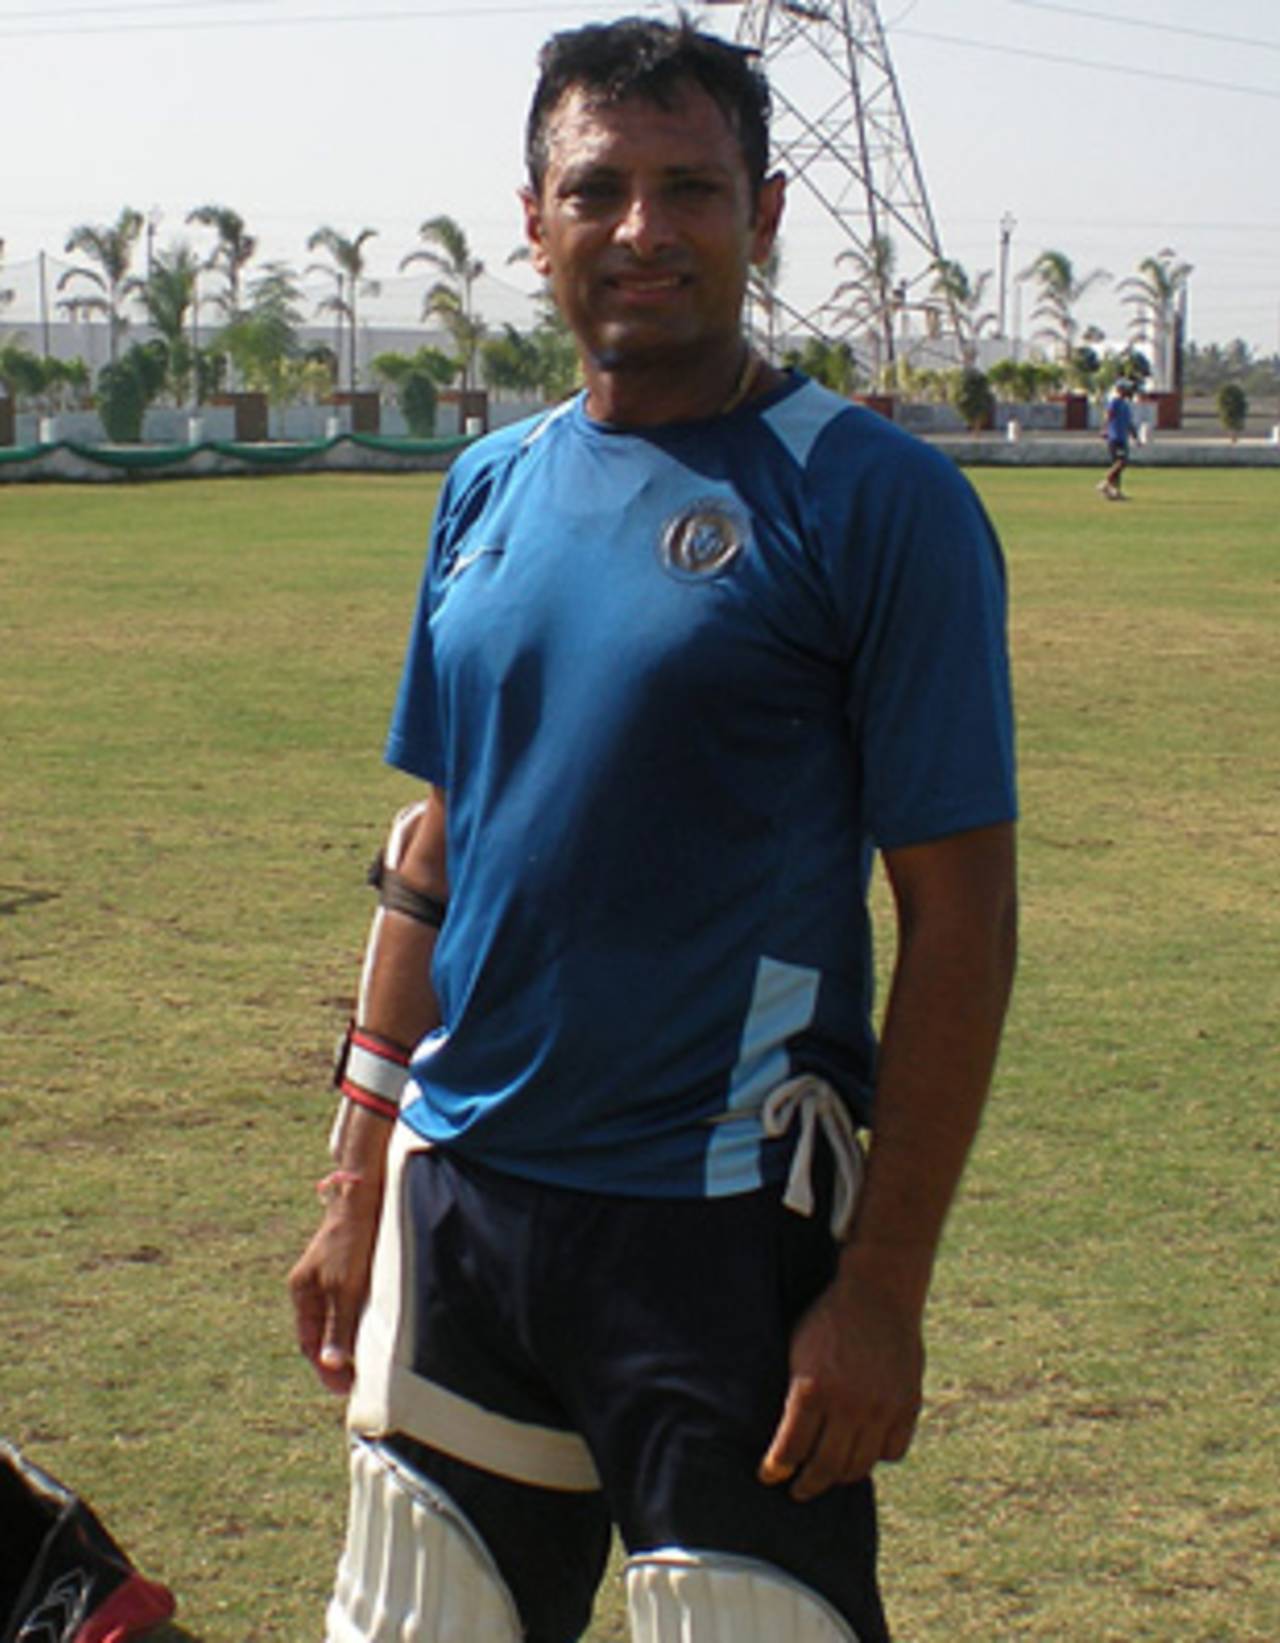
[401,216,485,389]
[929,258,997,368]
[425,286,488,392]
[1118,248,1193,392]
[784,336,859,395]
[35,355,89,415]
[305,226,379,390]
[830,233,898,380]
[234,263,304,352]
[500,244,580,402]
[58,207,145,365]
[138,243,202,402]
[186,204,257,323]
[1019,249,1110,365]
[218,262,311,429]
[0,342,47,403]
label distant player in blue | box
[1100,377,1138,500]
[291,18,1018,1643]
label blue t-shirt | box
[1106,395,1136,446]
[386,374,1016,1196]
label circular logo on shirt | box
[660,500,748,581]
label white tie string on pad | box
[761,1075,865,1241]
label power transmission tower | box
[705,0,960,373]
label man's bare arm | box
[288,785,449,1394]
[761,820,1017,1498]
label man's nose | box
[613,191,676,258]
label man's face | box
[522,82,783,371]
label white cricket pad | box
[626,1548,860,1643]
[325,1438,521,1643]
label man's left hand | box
[758,1276,925,1501]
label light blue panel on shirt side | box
[704,955,821,1197]
[761,379,848,469]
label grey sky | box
[2,0,1277,352]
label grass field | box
[1,467,1276,1641]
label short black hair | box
[525,14,772,197]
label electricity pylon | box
[705,0,960,372]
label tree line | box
[0,206,576,437]
[758,240,1273,429]
[2,212,1272,439]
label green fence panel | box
[207,439,329,466]
[0,428,479,477]
[348,433,473,456]
[61,441,202,470]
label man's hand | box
[759,1272,925,1501]
[288,1181,383,1396]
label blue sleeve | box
[384,561,446,785]
[383,467,462,786]
[821,433,1017,849]
[384,425,537,786]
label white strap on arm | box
[761,1075,865,1241]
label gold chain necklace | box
[720,347,762,415]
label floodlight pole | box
[998,213,1016,340]
[39,250,52,359]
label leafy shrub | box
[400,371,438,437]
[97,344,166,442]
[952,366,995,431]
[1216,382,1248,438]
[0,344,48,404]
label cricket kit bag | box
[0,1441,175,1643]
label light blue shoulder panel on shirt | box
[761,377,851,469]
[520,394,578,449]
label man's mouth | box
[606,271,689,301]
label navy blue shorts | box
[379,1145,890,1643]
[1107,438,1130,462]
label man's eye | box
[567,179,621,205]
[667,178,726,202]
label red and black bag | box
[0,1441,175,1643]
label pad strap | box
[367,851,447,930]
[333,1024,411,1121]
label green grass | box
[1,469,1277,1640]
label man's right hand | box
[288,1178,384,1395]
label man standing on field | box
[1099,377,1138,500]
[290,15,1018,1642]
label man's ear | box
[750,171,786,267]
[520,186,553,279]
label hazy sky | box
[2,0,1277,351]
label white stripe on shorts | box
[347,1125,602,1494]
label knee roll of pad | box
[326,1438,521,1643]
[626,1547,861,1643]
